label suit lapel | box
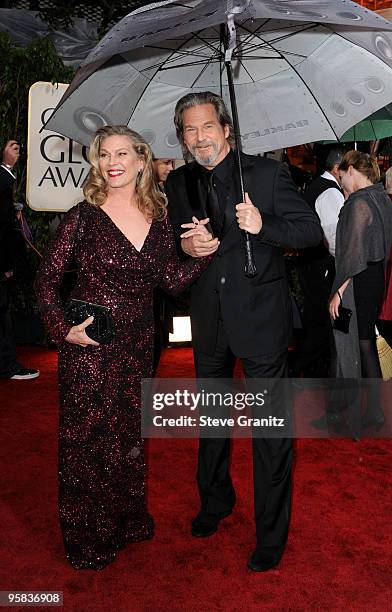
[184,162,207,219]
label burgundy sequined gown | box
[35,201,209,570]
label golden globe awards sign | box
[27,81,90,212]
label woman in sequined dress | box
[35,126,216,570]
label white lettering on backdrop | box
[27,81,90,212]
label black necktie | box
[206,172,223,238]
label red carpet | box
[1,346,392,611]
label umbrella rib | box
[153,27,222,83]
[235,23,317,62]
[157,30,221,77]
[189,52,217,88]
[237,23,316,50]
[146,34,221,60]
[193,31,224,58]
[148,39,220,55]
[237,23,340,141]
[125,34,203,126]
[234,37,308,61]
[236,52,307,60]
[278,64,340,142]
[238,21,320,41]
[140,55,215,72]
[232,18,271,57]
[233,18,310,60]
[140,34,222,73]
[156,59,222,70]
[236,58,255,84]
[144,45,216,60]
[137,41,218,75]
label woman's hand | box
[329,280,351,320]
[65,316,100,347]
[329,293,341,320]
[180,216,213,239]
[180,216,219,257]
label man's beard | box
[189,140,220,167]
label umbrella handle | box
[244,231,257,277]
[225,59,257,278]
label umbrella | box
[45,0,392,275]
[45,0,392,154]
[323,103,392,142]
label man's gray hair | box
[174,91,235,162]
[325,148,344,172]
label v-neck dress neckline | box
[98,206,154,254]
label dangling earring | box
[136,168,143,188]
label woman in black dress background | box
[329,151,392,431]
[35,126,215,570]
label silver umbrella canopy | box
[323,103,392,142]
[45,0,392,157]
[45,0,392,276]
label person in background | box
[294,148,345,379]
[385,166,392,198]
[312,149,345,259]
[35,126,213,570]
[153,158,174,190]
[377,166,392,347]
[329,151,392,432]
[0,139,39,380]
[152,157,175,373]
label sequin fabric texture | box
[35,201,209,570]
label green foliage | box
[0,33,75,317]
[0,33,74,244]
[39,0,148,35]
[0,32,74,191]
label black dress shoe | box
[9,367,40,380]
[310,412,344,432]
[191,510,232,538]
[361,411,385,432]
[247,545,285,572]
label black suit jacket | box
[0,165,17,275]
[166,153,322,358]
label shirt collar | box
[321,170,340,186]
[1,164,16,179]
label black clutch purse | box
[332,292,352,334]
[65,299,115,344]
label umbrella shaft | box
[225,59,257,278]
[225,60,245,202]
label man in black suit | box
[0,140,39,380]
[166,92,322,571]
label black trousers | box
[0,281,21,378]
[193,319,292,547]
[295,255,335,376]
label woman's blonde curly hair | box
[83,125,167,220]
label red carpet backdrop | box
[1,346,392,611]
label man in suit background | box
[166,92,322,571]
[293,149,345,380]
[0,139,39,380]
